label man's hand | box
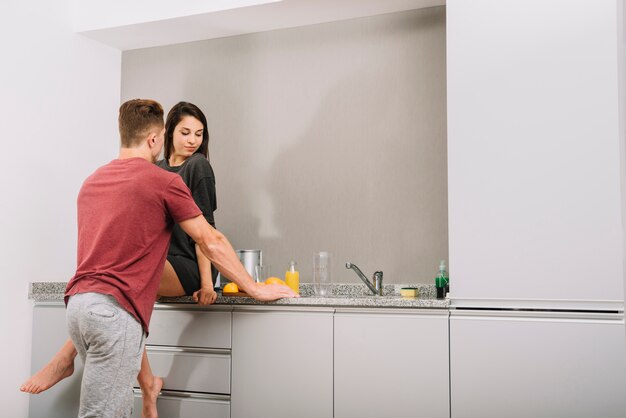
[192,287,218,305]
[248,283,299,301]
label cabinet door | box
[334,308,450,418]
[148,306,232,348]
[142,346,231,394]
[131,390,230,418]
[450,311,626,418]
[231,306,334,418]
[29,303,83,418]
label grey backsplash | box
[121,6,448,285]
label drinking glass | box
[313,252,332,296]
[254,264,271,283]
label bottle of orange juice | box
[285,260,300,294]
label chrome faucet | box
[345,262,383,296]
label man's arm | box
[179,215,298,301]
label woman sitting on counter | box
[21,102,222,417]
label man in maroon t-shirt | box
[61,99,297,418]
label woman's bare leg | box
[136,349,163,418]
[157,260,186,296]
[20,339,77,394]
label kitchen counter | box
[29,282,449,309]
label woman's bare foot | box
[142,376,163,418]
[20,356,75,394]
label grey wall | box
[121,6,447,284]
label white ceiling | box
[78,0,446,51]
[73,0,283,33]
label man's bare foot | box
[20,357,75,394]
[142,376,163,418]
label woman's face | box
[171,115,204,159]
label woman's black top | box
[156,153,217,262]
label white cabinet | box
[28,301,451,418]
[28,303,83,418]
[132,391,230,418]
[132,305,233,418]
[446,0,625,311]
[147,306,232,348]
[334,308,450,418]
[231,306,334,418]
[450,310,626,418]
[140,346,231,394]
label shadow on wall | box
[198,71,448,283]
[263,74,382,283]
[263,71,447,284]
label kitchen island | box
[28,282,450,418]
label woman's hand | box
[192,287,218,305]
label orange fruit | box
[264,277,286,285]
[223,282,239,293]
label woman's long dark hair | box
[164,102,210,161]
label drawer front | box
[132,391,230,418]
[142,346,231,394]
[148,307,231,348]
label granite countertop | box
[29,282,449,309]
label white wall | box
[447,0,624,309]
[0,0,121,415]
[620,0,626,329]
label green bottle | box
[436,260,449,297]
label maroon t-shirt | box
[65,158,202,333]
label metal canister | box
[218,249,262,287]
[237,249,262,277]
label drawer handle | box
[133,388,230,402]
[146,345,230,356]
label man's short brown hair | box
[118,99,165,148]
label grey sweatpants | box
[66,292,146,418]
